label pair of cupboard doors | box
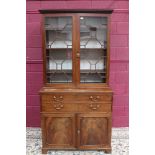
[41,112,111,153]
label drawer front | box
[41,93,112,112]
[41,95,76,112]
[41,94,76,103]
[76,94,112,102]
[78,103,111,112]
[41,93,112,103]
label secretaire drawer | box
[41,93,112,104]
[76,94,112,102]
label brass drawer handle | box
[52,96,64,110]
[53,96,63,101]
[89,103,100,110]
[90,96,93,99]
[54,104,64,110]
[53,96,63,98]
[89,96,100,102]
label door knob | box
[77,129,80,134]
[76,52,80,58]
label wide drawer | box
[41,93,112,103]
[41,93,112,112]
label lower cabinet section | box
[41,113,112,153]
[40,88,113,154]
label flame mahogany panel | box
[41,113,76,149]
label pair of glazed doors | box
[43,13,110,85]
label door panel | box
[77,113,111,149]
[44,16,73,83]
[41,113,76,149]
[79,16,108,83]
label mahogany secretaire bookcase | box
[39,10,113,154]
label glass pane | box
[45,17,72,83]
[80,16,107,83]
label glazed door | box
[78,15,109,84]
[44,15,76,84]
[41,113,76,149]
[77,113,111,149]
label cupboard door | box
[77,113,111,150]
[41,113,76,149]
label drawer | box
[41,94,76,103]
[41,93,112,103]
[41,101,77,112]
[76,94,112,102]
[41,93,112,112]
[41,94,77,112]
[78,102,111,112]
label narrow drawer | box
[41,94,76,103]
[76,94,112,102]
[78,102,111,112]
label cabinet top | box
[39,9,113,14]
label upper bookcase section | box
[40,11,113,86]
